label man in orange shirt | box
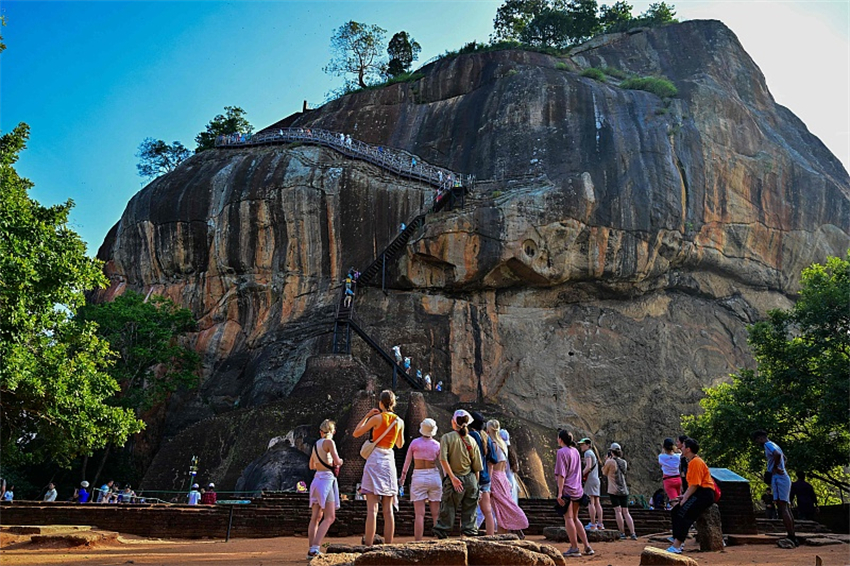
[666,438,717,554]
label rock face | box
[98,20,850,495]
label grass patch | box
[654,107,668,115]
[555,62,568,71]
[491,190,502,198]
[581,68,606,81]
[600,66,631,79]
[621,76,678,98]
[384,72,424,86]
[505,69,518,77]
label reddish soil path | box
[2,533,848,566]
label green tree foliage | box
[640,1,677,24]
[194,106,253,153]
[135,138,190,179]
[599,1,634,32]
[683,253,850,493]
[520,8,574,48]
[386,31,421,78]
[76,291,200,414]
[324,21,387,90]
[0,124,142,467]
[492,0,555,42]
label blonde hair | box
[319,419,336,437]
[379,390,396,412]
[486,419,508,458]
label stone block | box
[353,540,467,565]
[639,546,699,566]
[694,504,724,551]
[465,539,555,566]
[312,553,360,566]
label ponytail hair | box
[558,429,574,447]
[455,415,469,437]
[319,419,335,437]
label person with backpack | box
[578,438,604,531]
[666,437,719,554]
[432,410,483,538]
[602,443,637,540]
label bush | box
[555,61,568,70]
[581,68,606,81]
[621,76,678,98]
[600,66,630,79]
[505,69,518,77]
[491,190,502,198]
[384,72,424,86]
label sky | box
[2,1,848,253]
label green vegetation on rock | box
[194,106,254,153]
[621,76,678,98]
[581,67,606,81]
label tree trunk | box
[91,445,111,490]
[81,455,88,482]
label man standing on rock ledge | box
[753,430,797,547]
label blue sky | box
[2,1,848,253]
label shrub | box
[505,69,518,77]
[581,68,606,81]
[492,190,502,198]
[621,76,678,98]
[385,72,424,86]
[600,66,630,79]
[555,61,568,71]
[654,107,668,115]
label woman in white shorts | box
[307,419,343,559]
[399,418,442,540]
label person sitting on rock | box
[666,438,717,555]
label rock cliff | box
[96,20,850,495]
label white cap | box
[81,481,89,488]
[419,418,438,437]
[452,409,472,427]
[499,429,511,446]
[208,483,215,488]
[192,483,199,489]
[610,442,621,451]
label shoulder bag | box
[313,441,340,477]
[360,416,398,460]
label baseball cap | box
[499,429,511,446]
[610,442,621,450]
[192,483,199,489]
[579,437,592,444]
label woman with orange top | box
[666,437,717,555]
[353,390,405,546]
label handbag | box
[360,416,399,460]
[313,443,340,477]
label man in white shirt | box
[44,483,58,502]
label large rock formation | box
[95,20,850,495]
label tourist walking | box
[307,419,343,559]
[486,420,528,537]
[666,438,718,554]
[433,410,483,538]
[659,438,683,501]
[469,412,495,536]
[602,443,637,540]
[392,345,402,365]
[752,430,797,546]
[555,430,594,557]
[791,472,818,520]
[353,390,404,546]
[399,418,441,541]
[578,438,604,531]
[499,428,520,503]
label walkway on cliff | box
[218,128,471,391]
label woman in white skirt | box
[307,419,343,559]
[399,418,441,540]
[353,390,405,546]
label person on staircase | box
[344,286,354,308]
[486,419,528,538]
[307,419,343,559]
[424,373,432,390]
[433,410,482,539]
[399,418,442,541]
[392,345,402,365]
[353,390,405,546]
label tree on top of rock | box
[492,0,560,42]
[194,106,254,153]
[136,138,190,179]
[324,21,387,89]
[386,31,421,78]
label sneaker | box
[584,547,595,556]
[619,532,626,540]
[307,550,323,559]
[630,533,638,540]
[665,546,682,554]
[585,522,595,530]
[563,548,582,558]
[596,523,605,530]
[667,536,675,543]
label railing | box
[215,127,472,193]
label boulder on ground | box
[312,553,360,566]
[512,540,568,566]
[640,546,699,566]
[353,540,467,565]
[777,538,797,549]
[465,539,555,566]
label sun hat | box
[419,418,438,437]
[610,442,621,451]
[499,428,511,446]
[452,409,472,427]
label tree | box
[386,31,422,78]
[520,8,574,48]
[324,21,387,90]
[639,1,677,24]
[0,123,143,467]
[683,253,850,495]
[563,0,601,44]
[136,138,190,179]
[599,1,634,32]
[194,106,253,153]
[492,0,556,42]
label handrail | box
[215,127,472,193]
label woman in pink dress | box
[485,420,529,536]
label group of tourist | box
[66,479,139,504]
[187,482,218,505]
[391,345,441,391]
[305,392,528,560]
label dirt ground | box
[1,532,848,566]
